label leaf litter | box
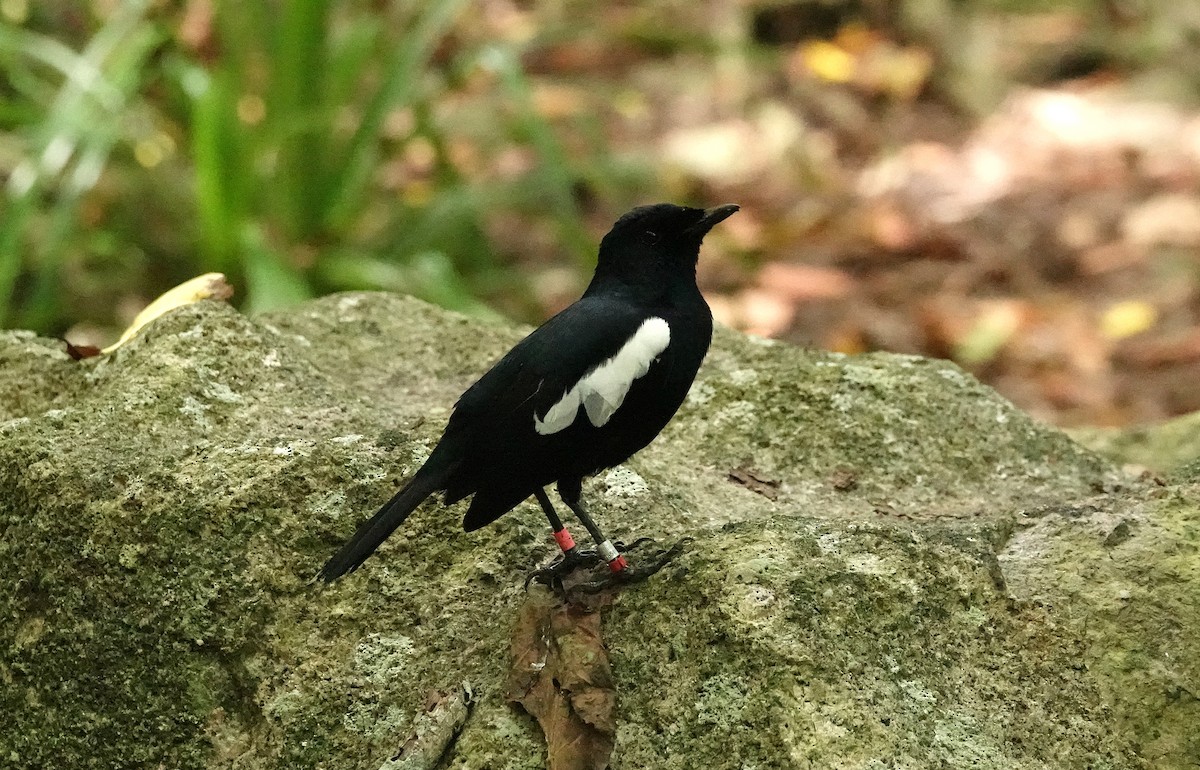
[507,589,616,770]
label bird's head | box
[594,203,739,283]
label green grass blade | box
[324,16,381,108]
[0,0,156,327]
[0,25,120,105]
[317,249,499,319]
[0,192,34,326]
[182,64,244,271]
[269,0,331,241]
[324,0,471,231]
[240,223,313,315]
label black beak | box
[685,204,740,236]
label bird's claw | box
[561,537,693,602]
[524,547,603,592]
[612,536,656,552]
[580,538,689,586]
[523,536,661,592]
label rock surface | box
[1071,411,1200,478]
[1,292,1196,769]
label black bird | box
[318,202,738,589]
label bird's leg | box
[558,489,628,573]
[535,487,577,554]
[537,487,604,568]
[556,478,689,594]
[524,488,603,592]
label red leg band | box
[552,528,576,552]
[608,555,627,572]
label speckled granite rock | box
[1,292,1196,769]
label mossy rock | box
[1,293,1196,769]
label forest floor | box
[485,3,1200,427]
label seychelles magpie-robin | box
[318,202,738,591]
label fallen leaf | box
[1115,330,1200,366]
[867,199,919,251]
[661,105,803,185]
[728,463,781,500]
[1122,193,1200,247]
[734,287,796,338]
[1076,241,1145,275]
[953,300,1028,366]
[829,468,858,491]
[102,273,234,354]
[507,591,615,770]
[757,262,855,301]
[177,0,217,62]
[834,22,880,54]
[1101,300,1157,340]
[532,83,587,119]
[799,40,855,84]
[863,44,933,101]
[1057,209,1103,250]
[64,341,101,361]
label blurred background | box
[3,0,1200,427]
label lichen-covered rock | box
[0,293,1196,769]
[1070,411,1200,478]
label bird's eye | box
[644,230,659,244]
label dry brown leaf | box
[532,83,587,119]
[728,462,781,500]
[177,0,217,62]
[867,199,919,251]
[757,262,855,301]
[1115,330,1200,367]
[661,106,803,186]
[1121,193,1200,247]
[1076,241,1146,275]
[64,341,102,361]
[507,591,615,770]
[829,467,859,491]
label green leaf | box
[240,224,313,315]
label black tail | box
[317,462,448,582]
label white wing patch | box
[534,317,671,435]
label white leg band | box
[597,539,620,562]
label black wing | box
[434,295,654,523]
[450,294,648,436]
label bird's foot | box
[523,536,661,593]
[563,537,693,601]
[524,547,603,593]
[612,536,656,552]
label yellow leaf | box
[801,40,855,83]
[1101,300,1157,340]
[103,273,233,354]
[876,47,933,101]
[954,301,1024,365]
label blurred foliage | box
[0,0,629,335]
[2,0,1199,352]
